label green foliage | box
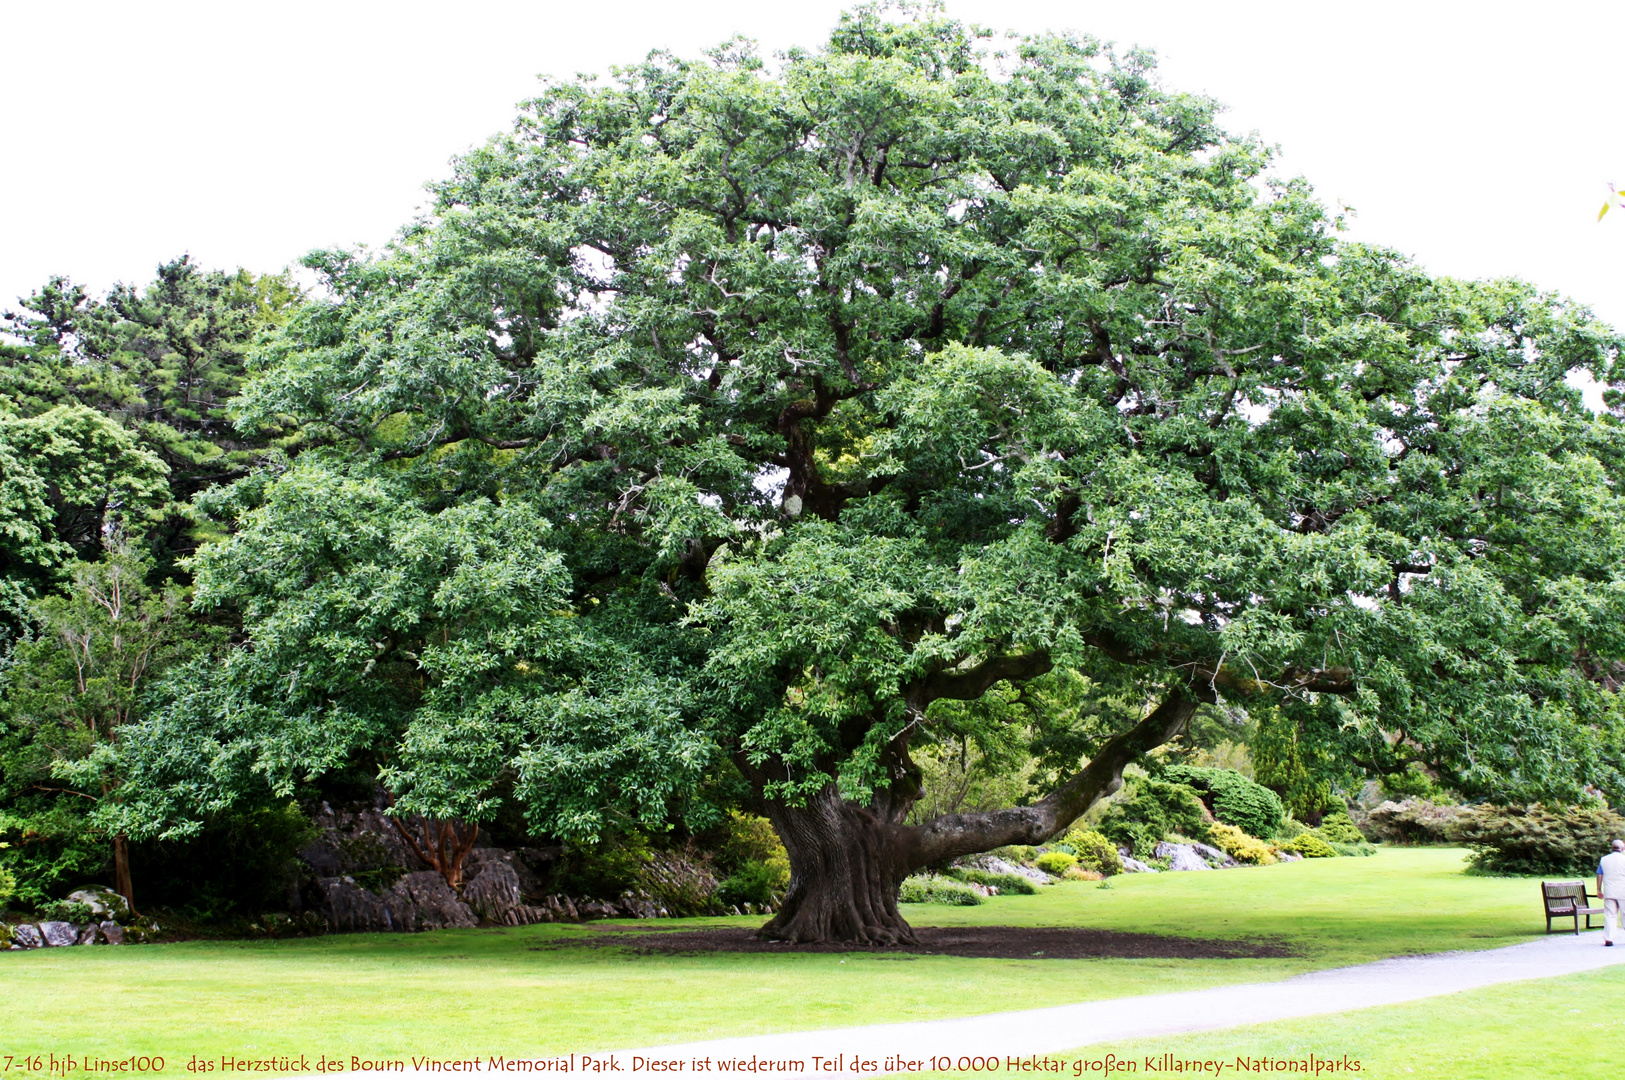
[1283,834,1337,858]
[1162,765,1285,839]
[947,867,1039,894]
[0,863,16,908]
[1061,828,1124,876]
[1312,809,1367,845]
[1362,799,1467,845]
[1034,851,1078,876]
[1251,706,1340,823]
[38,898,99,923]
[1206,822,1278,865]
[898,875,985,905]
[716,860,786,908]
[1098,778,1211,857]
[1327,841,1376,858]
[1452,804,1625,876]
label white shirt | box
[1598,851,1625,898]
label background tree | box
[0,537,200,910]
[115,7,1625,943]
[0,257,302,579]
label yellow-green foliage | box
[0,864,14,908]
[1207,822,1277,865]
[1062,828,1124,876]
[1034,851,1078,876]
[1284,833,1337,858]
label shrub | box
[899,875,985,905]
[0,865,14,910]
[714,812,790,908]
[1328,841,1375,858]
[1362,799,1467,845]
[716,860,786,908]
[1283,834,1336,858]
[1272,817,1309,842]
[1451,804,1625,876]
[1062,866,1103,881]
[1061,828,1123,877]
[1034,851,1078,876]
[1162,766,1285,839]
[949,868,1039,894]
[1098,778,1211,857]
[1312,809,1365,845]
[1207,822,1277,865]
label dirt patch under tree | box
[543,924,1295,960]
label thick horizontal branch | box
[903,690,1199,869]
[911,651,1053,709]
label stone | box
[12,924,44,948]
[99,921,125,945]
[463,862,526,926]
[1118,855,1159,873]
[1190,842,1239,868]
[1155,842,1211,872]
[76,924,99,945]
[315,871,477,933]
[66,886,130,921]
[39,921,79,946]
[961,855,1052,884]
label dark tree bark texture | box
[753,678,1204,945]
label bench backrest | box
[1543,881,1587,912]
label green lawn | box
[0,848,1562,1063]
[991,963,1625,1080]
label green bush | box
[1098,778,1210,857]
[716,860,784,908]
[1272,817,1309,841]
[1283,834,1336,858]
[1312,809,1365,845]
[949,867,1039,894]
[1162,765,1285,839]
[713,812,790,909]
[1034,851,1078,876]
[0,864,15,909]
[899,875,985,905]
[1362,799,1466,845]
[1451,804,1625,876]
[1061,828,1123,876]
[1328,841,1375,857]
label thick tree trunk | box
[759,785,916,945]
[112,832,135,914]
[751,689,1201,945]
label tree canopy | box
[91,7,1625,942]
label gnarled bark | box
[753,688,1202,945]
[759,785,916,945]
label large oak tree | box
[125,8,1625,943]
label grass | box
[970,962,1625,1080]
[0,848,1561,1064]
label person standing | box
[1598,839,1625,946]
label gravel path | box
[606,932,1625,1073]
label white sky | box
[3,0,1622,329]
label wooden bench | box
[1542,881,1605,934]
